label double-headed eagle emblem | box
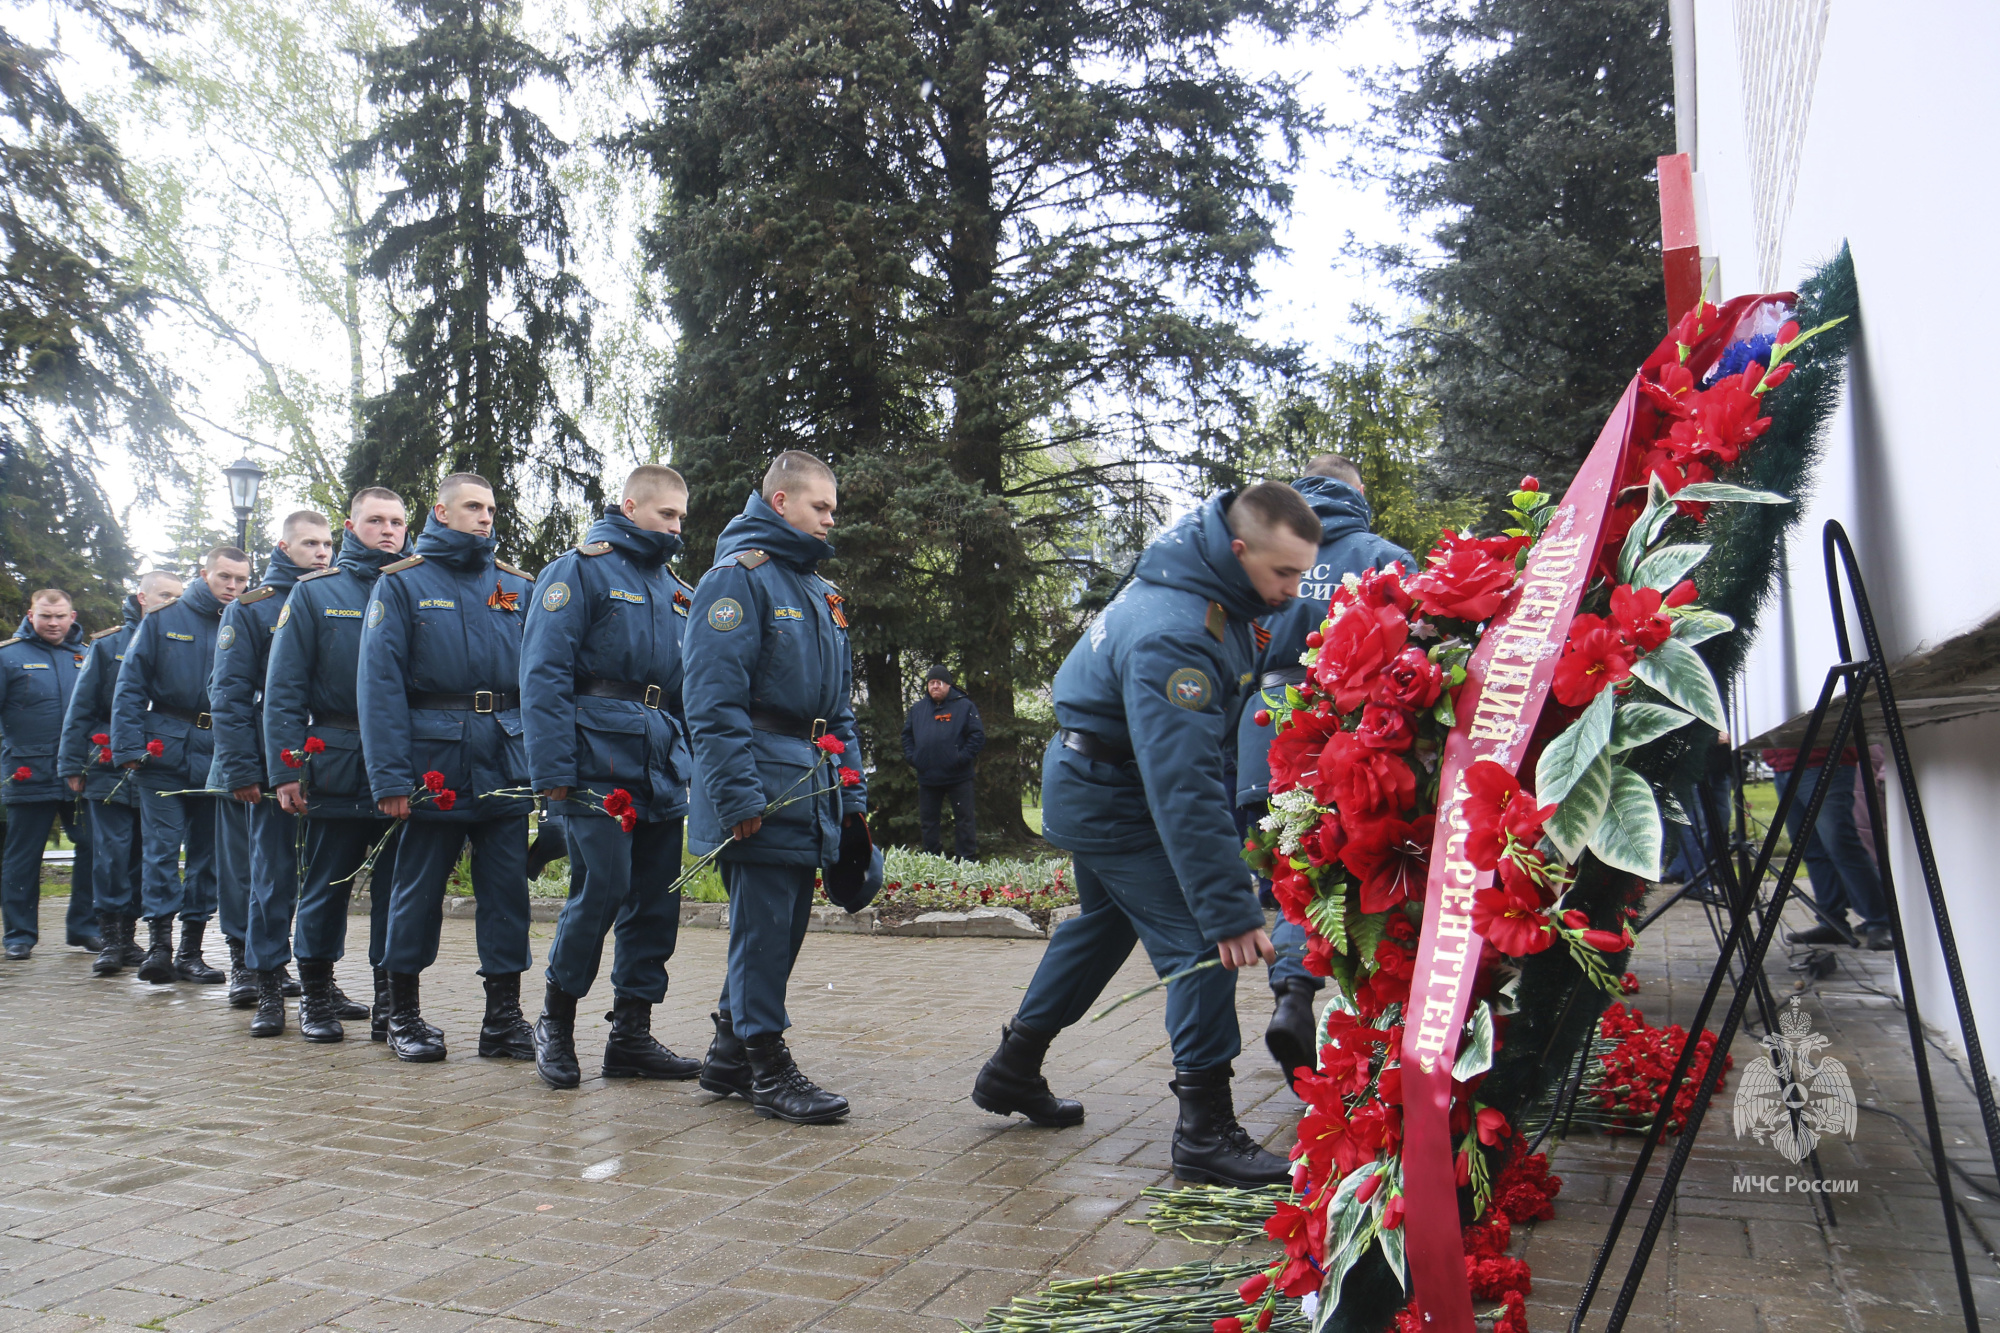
[1733,996,1856,1163]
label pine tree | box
[1361,0,1674,501]
[0,437,137,632]
[610,0,1328,848]
[343,0,598,565]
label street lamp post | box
[221,457,266,560]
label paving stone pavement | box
[2,894,1997,1332]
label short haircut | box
[28,588,71,608]
[1227,481,1321,548]
[624,464,687,502]
[282,509,331,540]
[205,545,251,569]
[760,450,835,502]
[438,472,493,506]
[1302,453,1364,490]
[139,570,183,598]
[350,486,405,516]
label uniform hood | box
[412,513,498,572]
[1133,492,1269,623]
[587,508,683,568]
[335,528,411,582]
[179,575,225,619]
[11,616,85,649]
[121,594,142,629]
[714,491,833,573]
[1294,475,1377,545]
[261,543,311,591]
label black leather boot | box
[92,913,125,976]
[249,971,286,1037]
[972,1021,1085,1127]
[371,966,391,1041]
[744,1032,848,1124]
[327,976,369,1020]
[1168,1064,1292,1188]
[137,915,176,985]
[477,973,535,1059]
[276,964,301,998]
[603,995,701,1080]
[70,919,103,951]
[387,972,446,1062]
[297,960,344,1043]
[226,935,257,1008]
[120,916,145,967]
[174,921,225,983]
[699,1011,753,1099]
[535,982,581,1089]
[1265,979,1319,1094]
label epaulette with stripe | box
[733,550,770,569]
[239,586,277,605]
[150,595,181,610]
[89,626,122,641]
[0,637,17,650]
[668,568,695,593]
[297,567,341,583]
[381,556,424,575]
[496,560,532,580]
[1205,601,1227,643]
[577,540,613,556]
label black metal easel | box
[1567,520,2000,1333]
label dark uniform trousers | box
[138,788,219,922]
[917,779,977,860]
[213,798,251,942]
[1013,840,1242,1072]
[88,802,141,918]
[242,801,300,972]
[382,817,531,977]
[545,807,683,1003]
[1,803,94,949]
[717,860,819,1041]
[295,819,396,965]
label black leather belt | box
[408,690,520,713]
[1260,666,1308,690]
[310,710,361,732]
[749,708,826,741]
[577,678,665,709]
[149,701,211,729]
[1060,727,1132,765]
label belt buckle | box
[473,690,495,714]
[195,712,212,730]
[811,717,827,742]
[643,684,662,710]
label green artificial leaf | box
[1546,750,1613,861]
[1630,637,1728,729]
[1306,884,1348,955]
[1587,764,1664,878]
[1536,687,1614,805]
[1433,689,1456,729]
[1670,608,1736,646]
[1315,1164,1386,1331]
[1377,1223,1407,1292]
[1670,482,1791,505]
[1632,543,1710,592]
[1453,1001,1495,1082]
[1663,791,1692,825]
[1347,909,1388,970]
[1609,701,1695,752]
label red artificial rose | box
[1471,878,1553,957]
[1552,615,1638,707]
[1609,585,1671,652]
[423,770,446,793]
[432,788,457,811]
[1355,564,1414,613]
[145,739,165,757]
[1408,531,1526,623]
[1314,602,1410,712]
[1270,863,1316,928]
[1302,932,1338,978]
[1371,647,1443,710]
[91,733,109,746]
[839,766,861,787]
[302,736,327,755]
[1266,708,1340,794]
[1313,732,1416,819]
[815,735,846,755]
[1297,812,1345,867]
[1341,814,1434,914]
[1354,703,1415,752]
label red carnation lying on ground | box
[145,740,165,757]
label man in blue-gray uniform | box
[360,472,536,1064]
[971,483,1321,1188]
[266,487,412,1042]
[1234,455,1412,1090]
[112,546,252,983]
[211,509,342,1035]
[0,589,94,959]
[62,572,182,974]
[521,465,702,1090]
[683,451,867,1125]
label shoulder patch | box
[577,541,613,557]
[1205,601,1227,642]
[239,586,277,605]
[706,597,745,632]
[541,581,571,612]
[89,626,121,641]
[733,550,770,569]
[1166,667,1214,711]
[297,567,341,583]
[218,624,237,650]
[382,555,425,575]
[496,560,532,580]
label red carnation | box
[145,739,165,757]
[815,735,845,755]
[1552,615,1638,707]
[1471,877,1553,957]
[98,747,113,764]
[281,749,303,768]
[618,810,638,833]
[603,787,633,816]
[302,736,327,755]
[423,770,446,793]
[11,766,29,781]
[91,733,109,746]
[1371,647,1443,710]
[431,787,457,811]
[838,766,861,788]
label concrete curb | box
[350,894,1079,939]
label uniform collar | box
[10,616,86,650]
[121,595,142,630]
[260,543,310,591]
[1132,492,1270,624]
[413,514,498,572]
[714,491,834,573]
[179,576,224,619]
[1291,475,1376,543]
[335,529,411,581]
[587,509,683,568]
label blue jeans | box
[1780,762,1890,933]
[214,798,251,942]
[381,817,531,976]
[1270,918,1322,994]
[138,788,219,922]
[242,800,300,972]
[717,861,816,1040]
[88,801,141,918]
[294,818,395,966]
[1015,842,1241,1072]
[545,808,683,1003]
[1,802,94,948]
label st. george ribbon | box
[1393,381,1640,1331]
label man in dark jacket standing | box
[1234,455,1412,1090]
[971,483,1320,1188]
[901,666,984,860]
[0,590,94,959]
